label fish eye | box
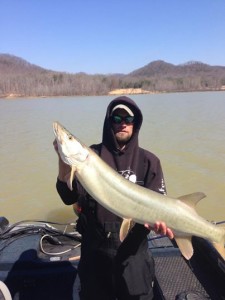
[68,134,73,140]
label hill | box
[0,54,109,97]
[0,54,225,97]
[0,54,48,74]
[124,60,225,92]
[128,60,225,77]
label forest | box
[1,54,225,97]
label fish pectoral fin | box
[119,218,135,242]
[174,236,193,260]
[178,192,206,210]
[67,166,76,191]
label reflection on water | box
[0,92,225,223]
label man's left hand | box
[144,221,174,239]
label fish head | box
[53,121,89,167]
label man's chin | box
[116,133,130,144]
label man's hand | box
[144,221,174,239]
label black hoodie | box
[56,96,166,297]
[56,96,166,247]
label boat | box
[0,216,225,300]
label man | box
[54,96,173,300]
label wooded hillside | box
[1,54,225,97]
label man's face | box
[111,109,134,148]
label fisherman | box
[54,96,174,300]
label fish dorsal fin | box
[119,218,135,242]
[178,192,206,210]
[67,166,76,191]
[175,236,194,260]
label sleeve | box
[144,153,167,195]
[56,178,87,205]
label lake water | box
[0,92,225,224]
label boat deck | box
[1,220,225,299]
[149,233,225,299]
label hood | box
[102,96,143,153]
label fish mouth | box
[53,121,65,135]
[53,121,59,136]
[53,121,63,144]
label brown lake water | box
[0,92,225,224]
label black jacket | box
[56,96,166,257]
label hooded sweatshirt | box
[56,96,166,249]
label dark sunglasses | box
[111,115,134,125]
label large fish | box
[53,121,225,260]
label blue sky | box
[1,0,225,74]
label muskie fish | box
[53,121,225,260]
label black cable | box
[0,220,82,254]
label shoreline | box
[1,88,224,99]
[108,88,155,95]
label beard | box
[115,132,131,145]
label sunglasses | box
[111,115,134,125]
